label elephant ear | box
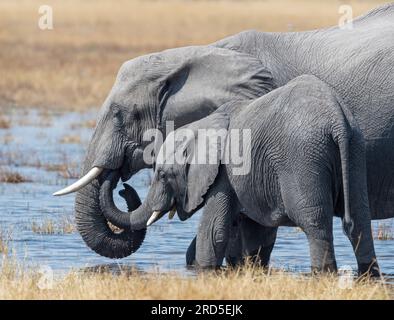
[157,46,275,131]
[179,112,230,213]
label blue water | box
[0,109,393,276]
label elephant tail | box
[337,136,354,237]
[328,87,361,237]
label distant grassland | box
[0,0,390,111]
[0,259,392,299]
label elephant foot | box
[311,263,338,275]
[226,255,241,268]
[253,243,275,267]
[357,260,381,279]
[194,264,222,274]
[185,237,221,271]
[241,243,275,268]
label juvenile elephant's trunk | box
[99,171,152,230]
[75,168,146,259]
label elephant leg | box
[280,161,339,273]
[195,172,239,269]
[186,236,197,267]
[342,133,380,277]
[225,214,243,267]
[341,194,379,277]
[239,214,277,267]
[298,206,337,273]
[307,236,337,274]
[188,229,239,269]
[343,217,379,277]
[302,214,337,273]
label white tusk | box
[147,211,161,227]
[168,206,176,220]
[53,167,103,196]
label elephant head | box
[54,45,274,258]
[100,112,231,231]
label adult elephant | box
[54,4,394,259]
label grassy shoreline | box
[0,258,392,299]
[0,0,390,111]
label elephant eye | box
[111,104,121,116]
[111,104,124,126]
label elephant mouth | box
[119,156,135,182]
[53,141,144,197]
[107,221,125,234]
[147,203,177,226]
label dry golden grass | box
[70,119,96,129]
[31,220,56,235]
[0,259,391,300]
[31,216,75,235]
[0,133,14,145]
[0,116,11,128]
[0,168,31,183]
[375,223,394,241]
[0,229,11,255]
[0,148,81,179]
[59,134,81,144]
[43,163,81,179]
[0,0,389,111]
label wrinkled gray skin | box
[186,215,277,268]
[75,4,394,260]
[102,76,378,275]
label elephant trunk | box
[99,170,152,231]
[75,167,146,259]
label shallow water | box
[0,110,393,277]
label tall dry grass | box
[0,0,390,110]
[0,259,392,299]
[0,168,31,183]
[31,216,75,235]
[0,229,11,254]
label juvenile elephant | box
[54,4,394,260]
[100,75,379,276]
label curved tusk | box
[147,211,161,227]
[53,167,103,196]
